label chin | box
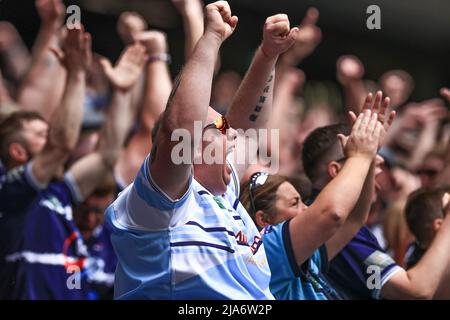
[210,183,227,196]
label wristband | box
[148,53,171,64]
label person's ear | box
[255,210,270,229]
[8,142,28,164]
[432,218,444,234]
[327,161,342,179]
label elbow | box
[322,204,346,229]
[409,289,434,300]
[46,138,75,157]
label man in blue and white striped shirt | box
[106,1,300,299]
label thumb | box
[99,58,114,77]
[348,111,357,123]
[228,16,239,31]
[301,7,319,26]
[49,47,64,63]
[337,134,347,149]
[440,87,450,102]
[289,27,300,42]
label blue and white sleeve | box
[106,156,194,232]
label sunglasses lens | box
[251,172,269,190]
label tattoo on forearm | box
[248,74,273,122]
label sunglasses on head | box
[204,115,230,135]
[248,172,270,215]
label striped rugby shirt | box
[106,156,274,300]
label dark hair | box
[91,172,118,198]
[240,174,289,223]
[405,185,450,244]
[302,123,350,183]
[0,111,46,165]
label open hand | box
[280,8,321,65]
[340,110,382,160]
[36,0,65,29]
[349,91,395,147]
[99,43,148,90]
[51,26,92,72]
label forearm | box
[227,47,277,131]
[181,7,204,59]
[343,81,367,116]
[325,161,375,260]
[314,157,372,221]
[346,160,375,224]
[436,138,450,185]
[140,61,172,133]
[48,71,86,152]
[383,215,450,299]
[163,33,220,134]
[98,90,134,168]
[18,26,64,118]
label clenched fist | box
[205,1,238,43]
[261,14,299,59]
[136,31,168,56]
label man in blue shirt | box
[302,105,450,299]
[106,1,300,299]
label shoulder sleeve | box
[106,156,194,232]
[263,221,301,288]
[331,227,402,300]
[0,161,47,213]
[63,172,84,204]
[311,245,329,274]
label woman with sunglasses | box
[240,110,384,300]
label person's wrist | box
[147,52,171,64]
[347,152,374,162]
[41,19,62,32]
[259,44,280,61]
[202,31,224,48]
[67,68,86,79]
[182,5,203,19]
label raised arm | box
[435,87,450,185]
[226,14,298,177]
[149,1,237,199]
[31,27,91,185]
[136,31,172,133]
[325,92,395,260]
[69,44,147,199]
[115,31,172,185]
[17,0,67,119]
[172,0,205,60]
[336,55,368,116]
[381,201,450,299]
[278,8,321,69]
[290,110,382,265]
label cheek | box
[275,208,298,224]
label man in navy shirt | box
[0,26,147,299]
[302,97,450,299]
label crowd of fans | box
[0,0,449,300]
